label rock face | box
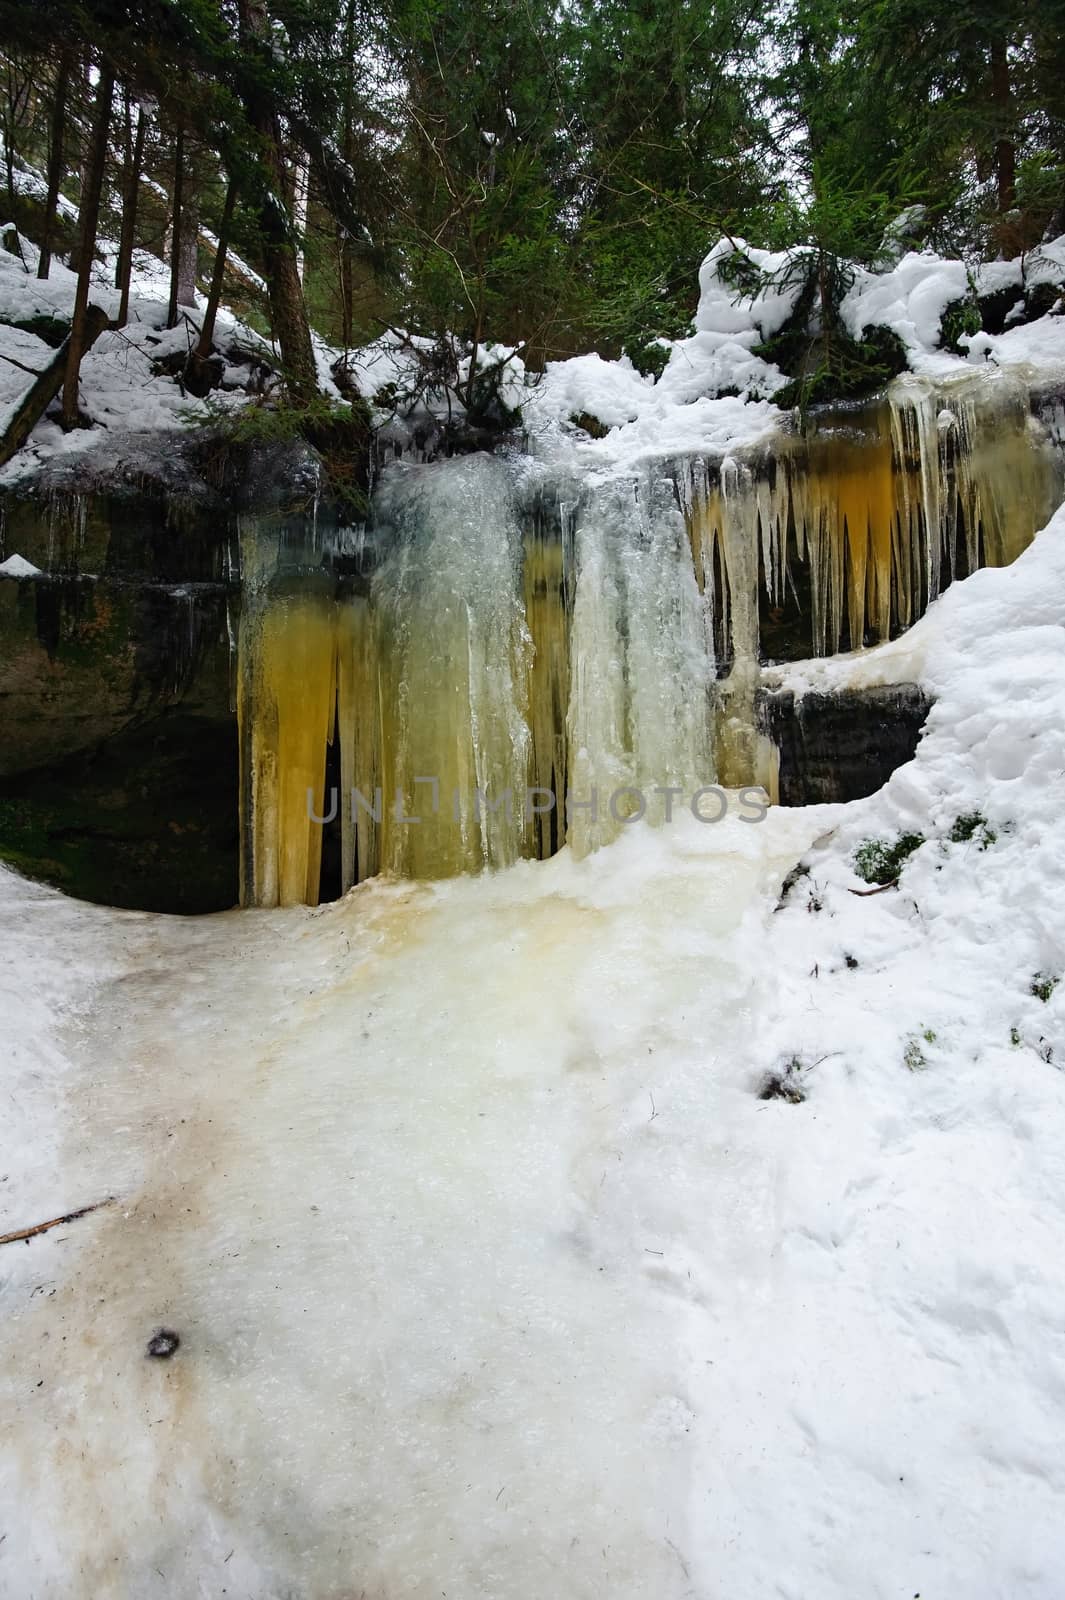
[758,684,932,805]
[0,576,232,773]
[0,707,239,914]
[0,431,327,912]
[0,575,239,912]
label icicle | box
[367,454,533,879]
[621,475,714,810]
[715,458,767,784]
[336,597,372,895]
[565,484,633,859]
[566,472,713,857]
[237,587,341,908]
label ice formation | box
[238,369,1061,905]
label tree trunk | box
[185,176,237,395]
[991,35,1017,214]
[3,63,17,218]
[115,101,145,326]
[236,0,318,404]
[66,50,97,278]
[338,231,353,357]
[177,193,199,308]
[291,147,309,282]
[166,125,186,328]
[195,177,236,357]
[266,237,317,402]
[337,0,356,359]
[1,304,109,467]
[115,92,131,288]
[62,61,113,430]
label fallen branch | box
[848,879,898,896]
[0,303,110,469]
[0,1196,115,1247]
[0,351,45,378]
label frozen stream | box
[6,733,1065,1599]
[0,810,825,1599]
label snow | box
[348,328,527,418]
[0,552,42,577]
[841,245,1065,387]
[692,237,799,341]
[4,114,1065,1596]
[0,322,52,405]
[3,505,1065,1595]
[842,249,975,363]
[528,349,654,427]
[965,311,1065,380]
[524,239,795,468]
[526,235,1063,474]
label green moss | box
[853,831,925,885]
[1031,973,1059,1003]
[761,322,909,412]
[940,296,982,354]
[5,312,71,348]
[949,811,997,847]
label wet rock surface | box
[0,435,285,910]
[759,683,932,805]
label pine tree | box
[570,0,773,364]
[383,0,575,389]
[61,53,113,429]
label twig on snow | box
[0,1197,115,1247]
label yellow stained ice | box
[238,590,340,908]
[682,370,1058,673]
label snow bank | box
[525,238,794,467]
[692,237,799,341]
[842,249,975,363]
[527,349,654,427]
[842,243,1065,385]
[966,310,1065,379]
[529,234,1065,475]
[724,503,1065,1594]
